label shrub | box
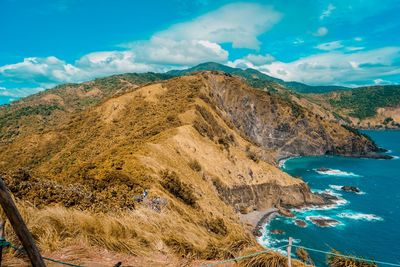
[203,218,228,236]
[160,170,197,207]
[188,159,202,172]
[245,147,260,163]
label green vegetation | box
[0,104,62,129]
[330,85,400,119]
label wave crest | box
[314,168,361,177]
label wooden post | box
[287,237,293,267]
[0,218,5,266]
[0,176,46,267]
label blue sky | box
[1,0,400,104]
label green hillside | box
[329,85,400,119]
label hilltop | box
[168,62,400,129]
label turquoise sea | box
[261,130,400,266]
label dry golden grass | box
[238,248,307,267]
[327,250,377,267]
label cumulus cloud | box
[231,47,400,86]
[313,27,329,37]
[243,53,275,66]
[130,37,228,65]
[320,4,336,20]
[153,3,282,49]
[0,56,81,86]
[76,51,157,75]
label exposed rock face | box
[214,181,325,211]
[201,73,380,159]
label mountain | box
[169,62,400,128]
[167,62,350,93]
[308,85,400,129]
[0,71,382,266]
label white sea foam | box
[314,168,361,177]
[278,157,299,168]
[392,155,399,160]
[329,184,366,195]
[337,212,383,221]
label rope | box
[292,244,400,267]
[201,244,288,267]
[1,239,84,267]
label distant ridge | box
[167,62,350,93]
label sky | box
[1,0,400,104]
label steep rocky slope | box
[0,72,382,266]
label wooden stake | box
[287,237,293,267]
[0,218,5,266]
[0,176,45,267]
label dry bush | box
[160,170,197,207]
[202,217,228,236]
[327,250,377,267]
[188,159,202,172]
[246,150,260,163]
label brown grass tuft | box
[188,159,202,172]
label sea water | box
[260,130,400,266]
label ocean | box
[260,130,400,266]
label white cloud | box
[0,56,81,86]
[154,3,282,49]
[354,37,363,42]
[76,51,156,75]
[315,41,344,51]
[0,86,44,98]
[130,37,228,65]
[373,78,392,85]
[346,46,365,51]
[231,47,400,86]
[313,27,329,37]
[320,4,336,20]
[244,53,275,66]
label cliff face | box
[199,72,379,159]
[0,72,379,264]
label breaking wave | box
[314,168,361,177]
[337,212,383,221]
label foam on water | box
[338,212,383,221]
[314,168,361,177]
